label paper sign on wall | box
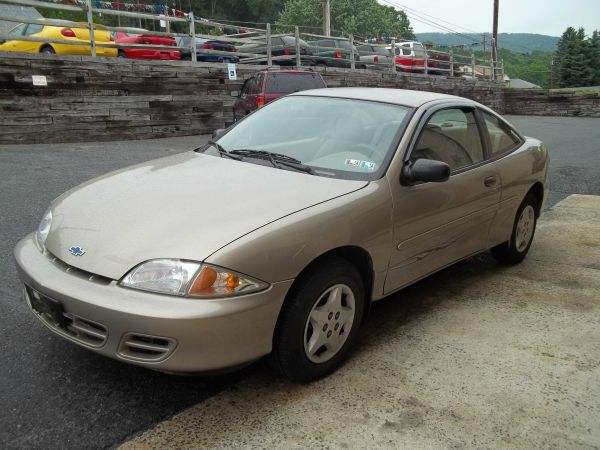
[32,75,47,86]
[227,63,237,80]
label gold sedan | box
[0,19,117,57]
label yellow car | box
[0,19,117,57]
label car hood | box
[46,152,367,280]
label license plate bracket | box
[28,287,66,327]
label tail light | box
[373,56,379,63]
[256,95,265,108]
[61,28,76,37]
[231,47,237,52]
[201,43,213,49]
[334,50,342,58]
[283,47,291,55]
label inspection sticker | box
[345,159,376,171]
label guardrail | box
[0,0,503,80]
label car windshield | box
[338,40,352,49]
[265,73,325,93]
[375,47,390,55]
[207,96,412,181]
[282,36,309,47]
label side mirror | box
[401,158,450,186]
[212,128,226,140]
[230,90,240,97]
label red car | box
[390,41,427,73]
[233,70,326,121]
[111,31,180,60]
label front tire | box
[269,256,365,382]
[40,46,55,54]
[491,194,538,264]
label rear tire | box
[40,46,55,54]
[491,194,538,265]
[269,256,365,383]
[117,50,127,58]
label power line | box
[380,0,481,44]
[381,0,542,54]
[386,0,480,34]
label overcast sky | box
[378,0,600,37]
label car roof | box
[290,87,474,108]
[259,69,322,76]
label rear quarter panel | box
[487,137,549,247]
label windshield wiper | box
[208,140,242,161]
[230,149,314,174]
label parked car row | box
[0,20,457,74]
[0,19,238,62]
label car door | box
[236,75,261,118]
[384,105,501,294]
[234,77,252,119]
[1,23,27,51]
[20,23,44,52]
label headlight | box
[120,259,268,298]
[36,208,52,248]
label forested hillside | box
[416,33,559,53]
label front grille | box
[25,285,108,348]
[118,333,176,362]
[45,252,112,286]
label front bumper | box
[14,235,292,372]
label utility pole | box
[492,0,499,79]
[482,32,486,54]
[322,0,331,37]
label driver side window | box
[411,108,484,172]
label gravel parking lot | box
[0,116,598,449]
[121,195,600,449]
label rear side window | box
[338,40,352,49]
[482,111,522,156]
[25,24,44,35]
[265,73,325,93]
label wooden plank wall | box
[0,52,510,144]
[504,89,600,117]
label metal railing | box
[0,0,503,80]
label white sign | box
[227,63,237,80]
[159,14,166,28]
[32,75,47,86]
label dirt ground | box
[120,194,600,449]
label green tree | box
[555,27,594,88]
[589,30,600,85]
[277,0,414,39]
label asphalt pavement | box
[0,116,598,449]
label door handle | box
[484,176,497,187]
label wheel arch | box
[526,182,544,217]
[283,245,375,322]
[39,44,54,53]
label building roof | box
[508,78,542,89]
[0,5,42,35]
